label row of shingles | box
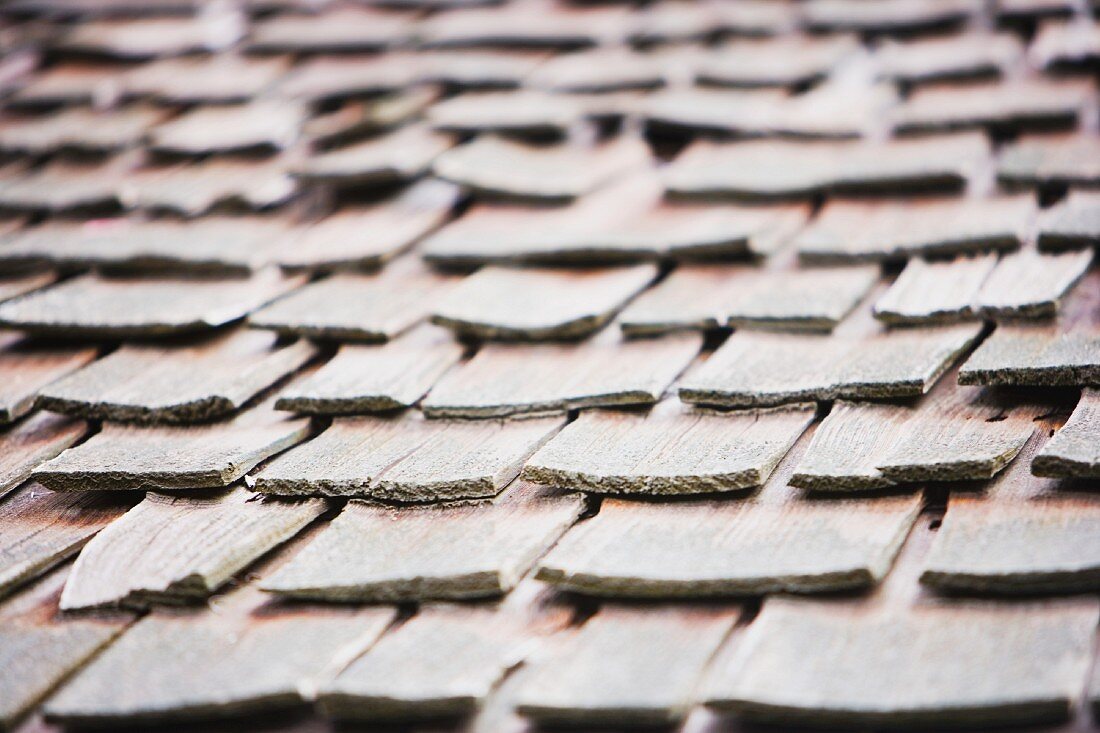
[0,11,426,729]
[0,5,1091,730]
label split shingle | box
[261,481,582,601]
[430,265,657,341]
[252,413,562,500]
[423,329,700,418]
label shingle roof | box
[0,1,1099,731]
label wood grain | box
[514,605,737,725]
[253,414,563,500]
[33,404,311,491]
[430,264,657,340]
[0,335,97,423]
[0,483,135,599]
[1034,388,1100,477]
[536,427,921,596]
[796,195,1032,263]
[262,482,581,601]
[959,269,1100,386]
[922,428,1100,593]
[276,325,463,415]
[422,329,701,418]
[277,180,459,271]
[708,596,1098,727]
[0,568,132,731]
[680,322,981,407]
[873,253,998,325]
[39,329,316,424]
[60,488,326,610]
[44,542,396,726]
[0,412,87,499]
[0,269,304,338]
[250,260,459,343]
[524,400,813,495]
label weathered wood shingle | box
[422,329,701,418]
[706,597,1098,727]
[430,265,657,341]
[0,413,87,499]
[38,329,315,424]
[253,414,562,500]
[0,568,132,731]
[262,482,581,601]
[60,488,326,610]
[536,427,921,596]
[250,260,459,343]
[276,325,463,415]
[0,483,135,599]
[1034,388,1100,477]
[0,335,97,423]
[921,428,1100,593]
[33,403,310,491]
[433,135,650,202]
[514,606,737,725]
[0,270,304,338]
[524,400,813,495]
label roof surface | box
[0,0,1099,731]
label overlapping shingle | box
[706,596,1097,727]
[33,402,310,491]
[891,79,1092,135]
[7,64,122,108]
[0,269,303,338]
[0,160,128,215]
[0,217,293,276]
[291,124,453,187]
[1034,388,1100,477]
[148,101,303,156]
[526,47,674,93]
[0,335,97,423]
[59,488,325,610]
[276,325,462,415]
[43,537,396,727]
[246,7,416,53]
[679,318,982,407]
[802,0,980,34]
[319,602,531,720]
[693,35,859,88]
[278,180,459,271]
[0,568,131,731]
[433,134,650,201]
[535,426,921,596]
[875,32,1023,84]
[792,378,1043,489]
[1037,191,1100,251]
[423,329,701,418]
[122,54,288,104]
[55,17,234,58]
[121,157,298,215]
[275,54,420,102]
[795,195,1033,263]
[261,481,582,600]
[38,329,315,424]
[1030,20,1100,73]
[523,399,813,494]
[959,269,1100,386]
[430,264,656,341]
[250,260,459,342]
[514,606,737,725]
[922,428,1100,593]
[0,483,135,599]
[0,106,164,155]
[428,90,583,139]
[252,413,562,500]
[0,413,86,499]
[417,1,630,49]
[665,133,988,200]
[998,133,1100,189]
